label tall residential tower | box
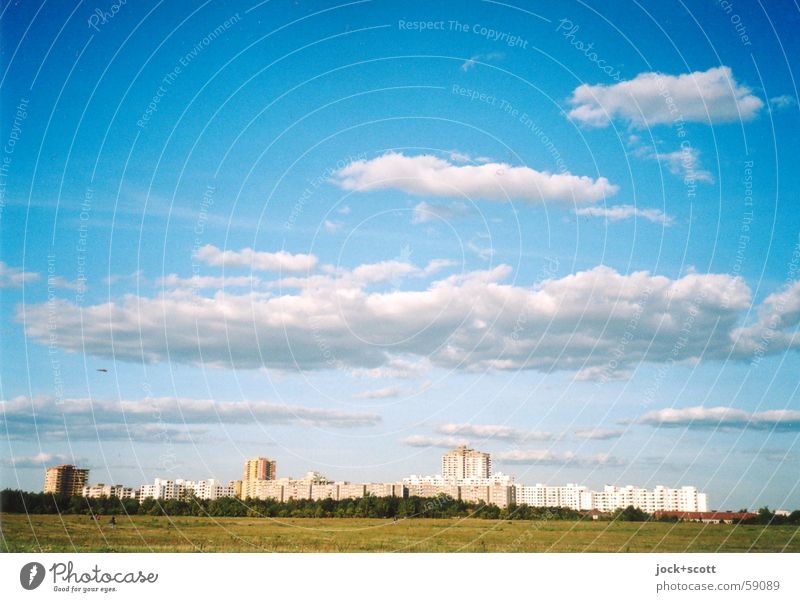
[442,446,492,481]
[243,457,277,481]
[44,464,89,495]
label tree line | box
[2,490,798,524]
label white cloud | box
[193,245,317,272]
[0,395,380,441]
[467,237,495,261]
[575,204,674,226]
[573,365,632,382]
[632,406,800,432]
[437,423,554,442]
[496,449,623,467]
[411,201,470,224]
[315,258,455,286]
[332,152,618,204]
[350,358,430,380]
[731,280,800,357]
[158,274,260,289]
[20,261,800,375]
[769,95,796,110]
[0,261,40,288]
[460,52,504,72]
[354,386,402,400]
[402,435,470,448]
[352,260,420,283]
[48,275,83,290]
[2,452,78,468]
[650,147,714,184]
[323,220,342,233]
[574,428,625,440]
[568,66,763,127]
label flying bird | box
[96,368,108,373]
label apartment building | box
[244,479,285,502]
[338,483,367,499]
[81,483,138,499]
[138,478,184,502]
[310,482,339,501]
[365,482,405,498]
[186,479,235,500]
[442,446,492,480]
[134,478,231,501]
[514,483,708,513]
[44,464,89,496]
[243,457,277,481]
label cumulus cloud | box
[332,152,618,204]
[574,428,625,440]
[0,396,380,442]
[411,201,470,224]
[437,423,554,442]
[575,204,674,226]
[402,435,470,448]
[568,66,763,127]
[193,245,317,272]
[495,449,623,467]
[632,406,800,432]
[0,261,40,288]
[18,258,800,375]
[731,280,800,358]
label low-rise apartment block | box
[81,483,138,499]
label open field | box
[2,513,798,552]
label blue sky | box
[1,0,799,510]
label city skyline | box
[1,1,799,512]
[46,448,716,514]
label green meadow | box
[2,513,798,553]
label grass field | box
[2,513,798,552]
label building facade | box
[513,483,708,513]
[81,484,138,499]
[44,464,89,496]
[243,457,277,481]
[442,446,492,480]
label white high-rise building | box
[442,446,492,481]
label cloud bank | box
[18,256,800,376]
[0,396,381,443]
[436,423,554,442]
[633,406,800,432]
